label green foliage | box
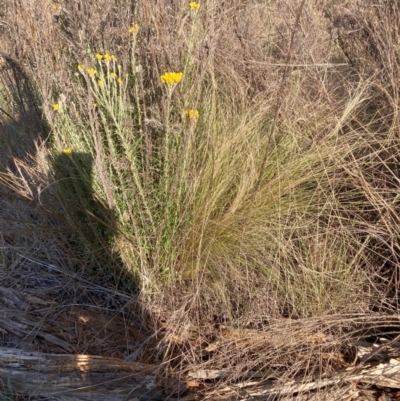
[2,0,398,320]
[0,379,15,401]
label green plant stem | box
[183,14,197,80]
[164,93,172,198]
[131,37,143,130]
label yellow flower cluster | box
[95,53,116,62]
[51,1,61,12]
[63,148,73,156]
[52,103,59,112]
[77,64,85,72]
[160,72,183,85]
[189,2,201,10]
[129,23,140,33]
[186,109,199,121]
[87,68,97,76]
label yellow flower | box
[160,72,183,85]
[63,148,73,156]
[103,53,112,62]
[87,68,97,76]
[93,103,98,108]
[97,79,103,86]
[189,2,201,10]
[109,72,117,78]
[95,53,103,61]
[117,77,123,84]
[186,109,199,121]
[129,23,140,33]
[52,103,59,112]
[51,1,61,12]
[77,64,85,72]
[111,55,117,62]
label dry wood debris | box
[2,215,400,400]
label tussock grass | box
[1,0,400,397]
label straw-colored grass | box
[1,0,400,397]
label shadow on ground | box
[0,54,186,400]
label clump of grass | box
[2,0,400,395]
[0,0,383,316]
[42,4,375,323]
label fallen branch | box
[0,347,163,401]
[208,358,400,400]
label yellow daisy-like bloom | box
[117,77,123,84]
[160,72,183,85]
[63,148,73,156]
[77,64,85,72]
[103,53,112,62]
[87,68,97,76]
[51,1,61,12]
[129,23,140,33]
[97,79,103,86]
[52,103,59,112]
[189,2,201,10]
[186,109,199,121]
[95,53,103,61]
[110,72,117,78]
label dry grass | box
[1,0,400,398]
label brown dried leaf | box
[186,380,200,388]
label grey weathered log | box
[207,358,400,400]
[0,347,164,401]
